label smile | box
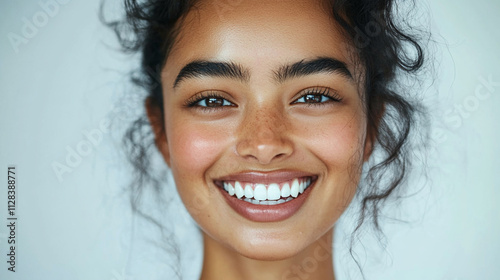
[219,177,313,205]
[214,171,318,222]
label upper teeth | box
[222,178,312,204]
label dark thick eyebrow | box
[274,57,353,83]
[174,60,250,88]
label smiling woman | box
[104,0,427,279]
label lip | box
[215,170,318,222]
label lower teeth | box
[241,197,294,205]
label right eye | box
[194,96,234,107]
[185,92,236,109]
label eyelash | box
[293,87,343,105]
[184,91,235,110]
[184,87,342,110]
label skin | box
[146,0,373,279]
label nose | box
[235,108,293,165]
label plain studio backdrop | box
[0,0,499,279]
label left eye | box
[294,94,333,104]
[195,97,233,107]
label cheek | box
[169,124,222,175]
[166,121,229,223]
[302,115,366,171]
[303,112,366,212]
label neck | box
[200,229,335,280]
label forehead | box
[164,0,358,86]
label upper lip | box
[214,170,317,185]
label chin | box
[231,234,310,261]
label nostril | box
[273,153,287,160]
[236,138,293,164]
[235,119,293,164]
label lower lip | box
[218,180,315,223]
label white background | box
[1,0,499,279]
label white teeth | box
[241,197,291,205]
[304,178,311,191]
[281,183,291,197]
[235,181,244,199]
[244,184,254,198]
[267,183,281,200]
[290,179,299,198]
[254,184,267,200]
[299,180,305,194]
[222,177,314,203]
[227,182,235,196]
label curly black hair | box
[103,0,429,277]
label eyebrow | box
[174,60,250,88]
[173,57,353,88]
[274,57,352,83]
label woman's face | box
[156,0,371,260]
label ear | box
[363,131,374,162]
[145,97,171,167]
[363,102,385,162]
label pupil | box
[305,94,321,103]
[206,98,223,107]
